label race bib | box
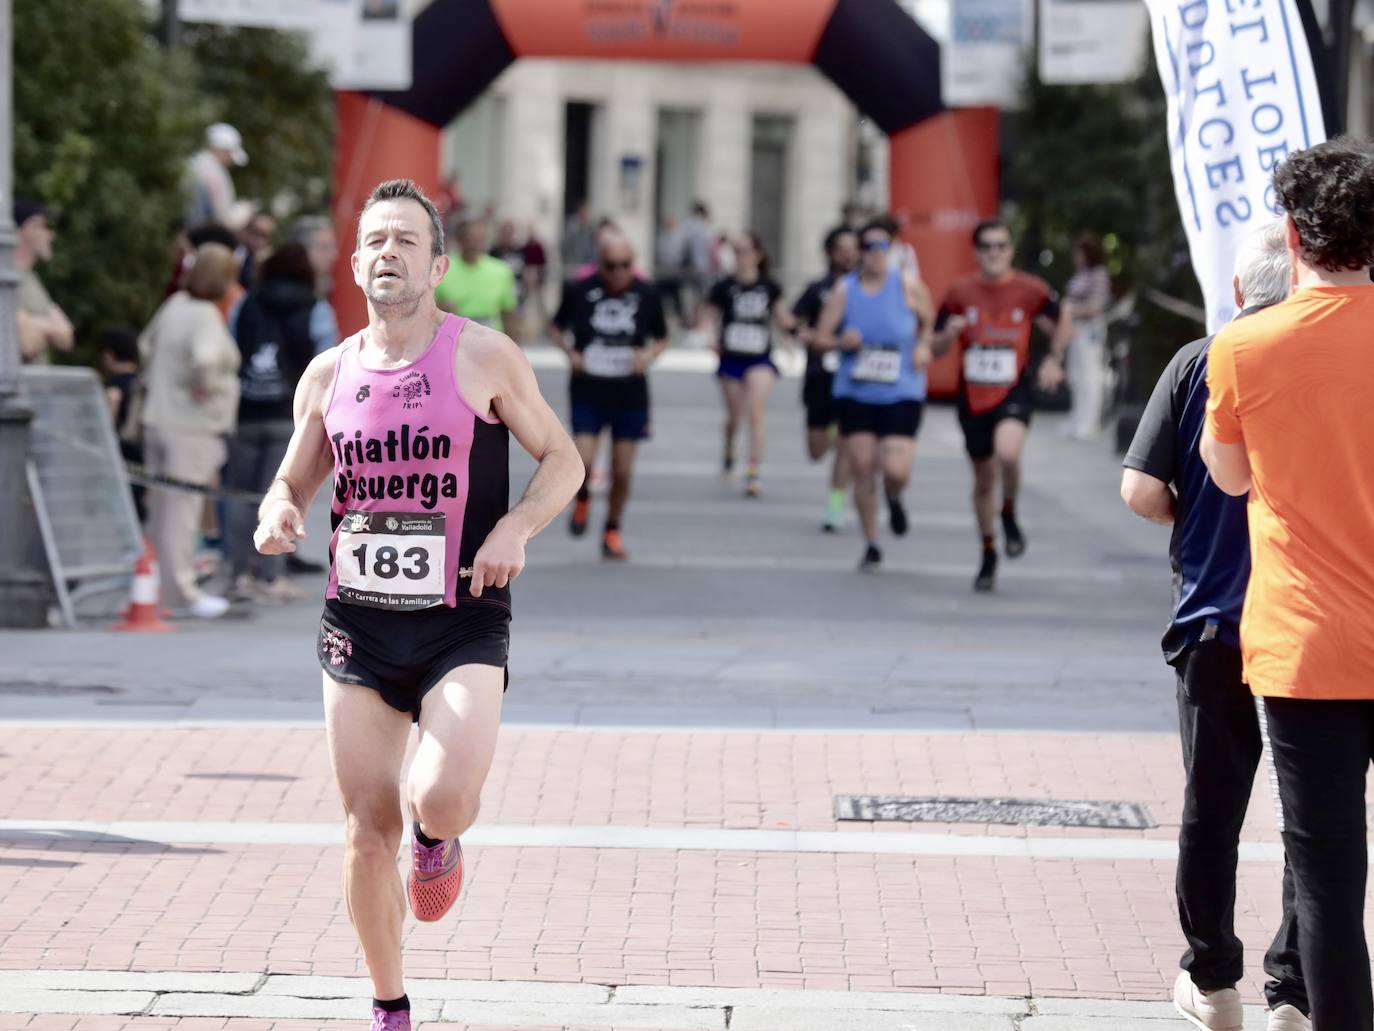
[852,346,902,384]
[336,510,446,611]
[582,340,636,378]
[964,346,1018,386]
[821,350,842,374]
[724,322,770,355]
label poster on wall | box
[942,0,1033,107]
[1039,0,1150,84]
[310,0,413,91]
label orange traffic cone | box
[115,538,171,632]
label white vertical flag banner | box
[1144,0,1326,330]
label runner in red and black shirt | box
[932,218,1071,592]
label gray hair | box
[357,179,445,260]
[1234,219,1290,308]
[289,214,332,246]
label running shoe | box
[887,495,908,537]
[744,474,761,498]
[1172,972,1242,1030]
[407,828,463,923]
[974,548,997,592]
[601,528,628,561]
[822,514,841,534]
[1267,1005,1310,1031]
[569,496,590,537]
[722,450,735,475]
[1001,509,1026,557]
[859,543,882,573]
[370,1008,411,1031]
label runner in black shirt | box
[706,231,796,497]
[794,226,858,531]
[552,232,667,560]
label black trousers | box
[1263,695,1374,1030]
[1176,641,1305,1012]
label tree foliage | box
[1002,57,1206,393]
[13,1,334,363]
[14,0,206,359]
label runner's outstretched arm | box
[255,351,340,555]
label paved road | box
[1,360,1315,1030]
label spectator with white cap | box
[185,122,248,229]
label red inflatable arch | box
[331,0,999,396]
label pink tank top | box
[323,314,510,610]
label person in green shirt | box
[434,218,517,332]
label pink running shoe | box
[408,827,463,922]
[370,1007,411,1031]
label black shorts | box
[959,390,1033,461]
[318,597,511,721]
[836,398,924,439]
[802,374,836,430]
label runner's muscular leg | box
[972,456,998,538]
[994,418,1028,510]
[846,432,879,540]
[407,664,505,842]
[720,377,745,461]
[323,675,413,1001]
[878,435,916,498]
[744,365,775,468]
[806,427,831,462]
[608,440,638,525]
[573,432,600,492]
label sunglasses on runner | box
[861,240,890,252]
[601,260,632,272]
[977,240,1012,252]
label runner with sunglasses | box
[815,218,934,571]
[552,231,668,560]
[931,218,1071,592]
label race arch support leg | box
[331,92,444,335]
[888,108,1000,399]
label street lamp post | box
[0,0,57,627]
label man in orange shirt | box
[931,219,1071,591]
[1202,136,1374,1031]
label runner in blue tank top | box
[815,218,934,572]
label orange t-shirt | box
[1205,284,1374,699]
[939,272,1057,414]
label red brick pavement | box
[0,726,1339,1003]
[0,726,1279,841]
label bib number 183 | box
[335,510,447,610]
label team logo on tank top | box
[393,371,431,410]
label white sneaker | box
[1267,1004,1311,1031]
[183,595,230,619]
[1173,971,1243,1030]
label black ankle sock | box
[374,995,409,1013]
[1001,501,1016,517]
[413,823,442,848]
[981,535,995,551]
[605,521,620,533]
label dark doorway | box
[564,101,595,215]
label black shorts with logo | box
[836,398,924,439]
[958,385,1033,461]
[802,373,837,430]
[318,596,510,721]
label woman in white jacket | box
[140,242,241,618]
[1063,232,1112,440]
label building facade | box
[442,59,883,299]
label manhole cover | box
[0,682,120,696]
[835,794,1155,829]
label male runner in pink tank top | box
[253,179,582,1031]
